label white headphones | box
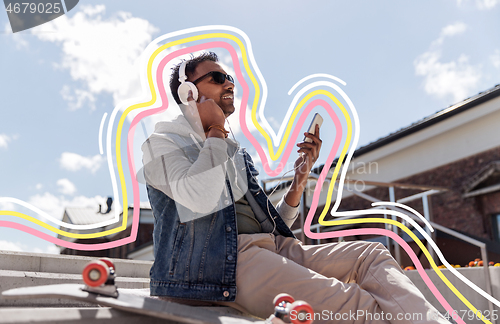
[177,60,199,105]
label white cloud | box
[33,245,60,254]
[0,134,14,149]
[4,22,29,49]
[0,240,59,254]
[476,0,499,9]
[35,183,43,190]
[267,116,282,131]
[0,200,16,211]
[59,152,104,173]
[27,5,158,110]
[491,50,500,69]
[415,23,481,103]
[60,85,96,111]
[432,22,467,46]
[0,134,11,149]
[415,52,481,102]
[456,0,499,9]
[440,22,467,38]
[0,240,24,252]
[28,192,106,221]
[57,178,77,195]
[28,192,67,219]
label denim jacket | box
[144,117,296,301]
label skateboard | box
[1,258,312,324]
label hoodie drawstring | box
[189,133,203,151]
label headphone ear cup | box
[177,82,198,105]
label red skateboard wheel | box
[82,260,109,287]
[290,301,313,324]
[99,258,115,271]
[273,293,295,307]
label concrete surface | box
[0,251,250,323]
[405,267,500,324]
[2,251,500,323]
[0,307,183,324]
[0,251,152,277]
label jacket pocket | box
[169,223,186,276]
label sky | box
[0,0,499,254]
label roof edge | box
[353,85,500,159]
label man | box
[142,52,449,324]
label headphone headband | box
[178,60,188,83]
[177,60,198,105]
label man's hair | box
[170,52,219,105]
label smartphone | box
[304,113,323,143]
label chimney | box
[105,197,113,214]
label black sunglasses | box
[192,71,234,85]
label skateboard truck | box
[266,293,314,324]
[81,258,118,297]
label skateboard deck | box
[1,284,264,324]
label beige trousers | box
[219,233,449,324]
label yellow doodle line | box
[320,218,491,324]
[0,211,125,239]
[0,33,491,324]
[315,92,489,323]
[106,32,331,237]
[0,34,239,238]
[0,31,327,238]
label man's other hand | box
[295,124,322,182]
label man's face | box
[188,61,235,117]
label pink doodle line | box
[301,141,461,322]
[1,36,461,319]
[128,40,457,318]
[0,220,133,251]
[127,41,343,247]
[131,41,330,178]
[310,227,462,323]
[0,42,340,250]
